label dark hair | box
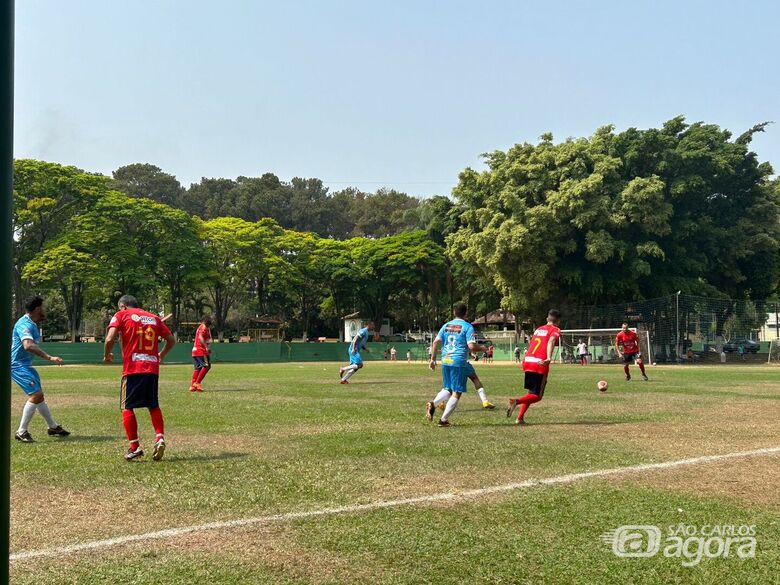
[118,294,140,308]
[25,296,44,313]
[202,315,213,325]
[454,302,468,318]
[547,309,561,321]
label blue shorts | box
[349,351,363,366]
[11,366,42,395]
[442,364,468,393]
[464,362,476,377]
[193,355,211,369]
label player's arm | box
[429,337,442,370]
[104,327,118,363]
[540,336,558,366]
[467,340,487,355]
[159,332,176,363]
[197,331,210,354]
[614,334,622,357]
[22,338,63,364]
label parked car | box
[723,338,760,353]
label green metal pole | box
[1,0,14,580]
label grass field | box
[9,362,780,584]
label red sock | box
[196,367,210,384]
[515,393,542,420]
[149,407,164,438]
[122,409,139,448]
[191,370,199,385]
[638,361,646,375]
[624,364,630,376]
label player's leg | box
[190,357,201,391]
[439,366,467,426]
[623,354,631,380]
[341,352,363,383]
[467,364,494,409]
[635,355,649,380]
[195,356,211,390]
[121,375,145,460]
[12,367,40,442]
[506,373,543,423]
[142,374,166,461]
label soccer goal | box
[558,328,652,365]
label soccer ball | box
[597,380,608,392]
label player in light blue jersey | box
[425,303,487,427]
[11,296,70,442]
[339,321,374,384]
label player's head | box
[24,295,45,322]
[118,294,140,310]
[621,322,629,332]
[202,315,213,326]
[547,309,561,324]
[453,302,468,319]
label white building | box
[343,312,391,342]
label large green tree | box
[112,163,185,208]
[12,159,108,315]
[449,118,780,322]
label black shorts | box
[524,372,547,396]
[622,352,641,364]
[193,355,211,369]
[121,374,159,410]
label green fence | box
[33,341,527,365]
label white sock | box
[433,389,451,407]
[477,387,488,403]
[343,365,359,381]
[441,395,459,421]
[36,401,57,428]
[18,401,37,433]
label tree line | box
[13,117,780,341]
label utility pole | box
[1,1,15,580]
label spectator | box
[514,346,521,363]
[406,349,412,363]
[576,339,588,365]
[390,346,397,361]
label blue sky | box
[14,0,779,197]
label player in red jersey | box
[506,309,561,425]
[190,315,213,392]
[104,295,176,461]
[614,322,648,381]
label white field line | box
[11,445,780,561]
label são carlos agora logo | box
[601,524,756,567]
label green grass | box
[10,362,780,584]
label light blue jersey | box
[350,327,369,355]
[11,315,40,369]
[436,318,476,367]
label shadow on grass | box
[54,435,116,443]
[166,452,249,462]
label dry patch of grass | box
[619,455,780,510]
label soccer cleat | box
[437,419,452,427]
[625,373,631,381]
[482,401,495,410]
[124,446,144,461]
[14,430,34,443]
[152,438,166,461]
[642,374,649,381]
[506,398,518,418]
[425,401,435,421]
[194,383,204,392]
[340,379,349,385]
[47,425,70,437]
[514,417,527,426]
[189,384,197,392]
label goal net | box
[557,328,652,364]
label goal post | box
[557,328,651,365]
[769,339,780,364]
